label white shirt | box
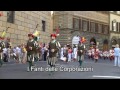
[16,47,21,54]
[3,48,7,54]
[114,48,120,56]
[41,47,44,54]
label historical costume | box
[77,37,86,66]
[0,27,9,66]
[47,33,60,67]
[0,37,5,67]
[33,30,40,62]
[77,42,85,67]
[26,33,36,71]
[5,37,12,59]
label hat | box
[0,37,4,40]
[28,33,34,38]
[51,34,57,38]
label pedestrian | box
[103,50,107,60]
[21,43,27,64]
[16,45,22,63]
[63,45,68,62]
[12,47,18,62]
[94,46,99,63]
[60,46,64,60]
[41,46,45,61]
[109,47,114,61]
[77,41,85,67]
[3,47,8,62]
[114,44,120,67]
[44,44,48,61]
[73,45,77,61]
[99,50,103,59]
[34,41,40,62]
[26,33,36,71]
[88,47,92,59]
[91,47,95,60]
[68,47,72,62]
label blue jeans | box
[114,56,120,66]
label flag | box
[80,37,86,43]
[1,30,6,38]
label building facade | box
[53,11,109,50]
[0,11,52,47]
[109,11,120,47]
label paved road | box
[0,58,120,79]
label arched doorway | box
[103,39,109,51]
[111,39,117,47]
[90,37,96,47]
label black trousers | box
[3,53,8,62]
[64,53,68,62]
[44,53,47,61]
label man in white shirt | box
[16,46,22,63]
[3,48,8,62]
[114,44,120,67]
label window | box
[90,22,95,32]
[82,20,88,31]
[95,23,98,33]
[42,20,46,32]
[119,23,120,32]
[102,24,104,33]
[116,22,119,32]
[102,25,109,34]
[7,11,15,23]
[79,19,81,30]
[98,24,102,33]
[73,18,79,29]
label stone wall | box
[58,29,109,49]
[0,11,52,47]
[54,11,109,49]
[53,11,109,29]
